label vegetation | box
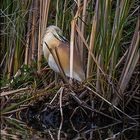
[0,0,139,139]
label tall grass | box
[0,0,30,79]
[0,0,139,107]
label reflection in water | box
[1,99,139,139]
[1,113,139,140]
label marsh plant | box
[0,0,139,139]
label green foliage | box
[10,65,36,88]
[0,0,31,78]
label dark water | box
[1,100,139,140]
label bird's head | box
[45,25,62,37]
[42,25,67,60]
[43,26,67,45]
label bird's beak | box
[53,32,68,43]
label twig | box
[85,121,121,134]
[0,87,29,97]
[57,87,64,140]
[1,107,27,115]
[70,106,87,132]
[125,85,140,107]
[105,124,137,140]
[85,85,139,124]
[50,87,62,104]
[0,52,7,68]
[69,91,121,122]
[48,130,55,140]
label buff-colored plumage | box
[42,25,85,82]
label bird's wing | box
[57,42,84,72]
[51,42,85,81]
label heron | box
[42,25,85,82]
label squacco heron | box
[42,25,85,82]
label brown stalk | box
[115,50,128,69]
[81,0,87,62]
[37,0,43,71]
[31,0,38,60]
[77,0,82,52]
[37,0,50,71]
[57,87,64,140]
[24,2,33,65]
[1,87,29,97]
[112,18,140,106]
[70,5,83,82]
[8,43,16,79]
[85,85,138,123]
[42,0,50,31]
[87,0,100,78]
[61,0,67,31]
[69,91,120,122]
[75,24,105,76]
[96,55,101,93]
[70,20,75,82]
[56,0,59,26]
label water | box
[1,102,139,140]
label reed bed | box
[0,0,139,139]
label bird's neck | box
[43,32,60,49]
